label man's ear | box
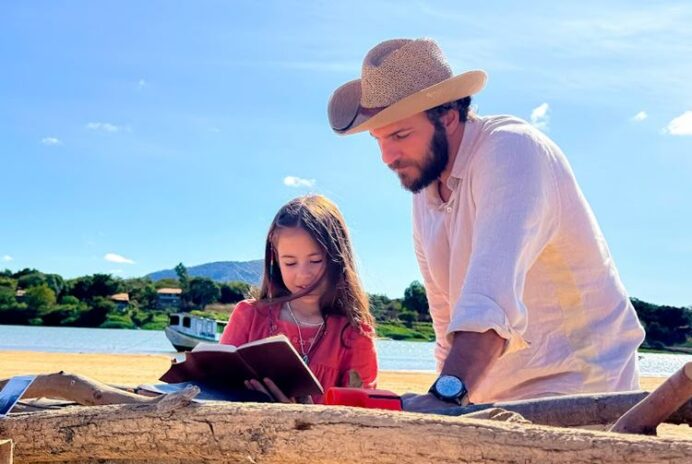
[441,109,460,134]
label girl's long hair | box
[253,195,373,331]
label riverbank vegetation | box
[1,265,690,351]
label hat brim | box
[329,70,487,135]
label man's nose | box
[379,140,401,166]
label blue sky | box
[1,1,691,306]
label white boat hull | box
[164,326,215,352]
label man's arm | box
[402,329,504,412]
[440,329,504,394]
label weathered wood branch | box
[1,402,690,464]
[433,390,692,427]
[611,362,692,435]
[0,372,197,407]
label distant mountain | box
[147,260,264,285]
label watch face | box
[436,375,464,398]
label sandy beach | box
[1,350,689,439]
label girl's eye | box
[310,260,323,265]
[284,262,297,267]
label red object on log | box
[325,387,402,411]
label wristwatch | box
[429,374,469,405]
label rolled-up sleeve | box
[447,132,560,356]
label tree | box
[369,294,392,321]
[175,263,189,291]
[11,268,40,279]
[0,276,16,290]
[403,281,429,318]
[18,272,46,289]
[631,298,692,347]
[154,278,180,289]
[67,274,122,301]
[124,278,158,309]
[188,277,220,308]
[0,286,16,306]
[44,274,65,298]
[220,281,250,304]
[75,297,115,327]
[399,309,418,327]
[90,274,123,298]
[24,285,57,311]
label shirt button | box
[446,206,452,213]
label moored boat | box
[163,313,226,351]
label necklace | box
[286,302,324,364]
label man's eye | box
[394,132,410,140]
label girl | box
[219,194,378,403]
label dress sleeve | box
[340,324,378,389]
[219,300,255,346]
[449,131,560,356]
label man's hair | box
[425,96,472,125]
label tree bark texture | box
[1,402,690,464]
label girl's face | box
[274,226,328,303]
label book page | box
[192,342,238,353]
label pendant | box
[302,354,309,364]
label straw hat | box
[328,38,487,135]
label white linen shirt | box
[413,115,645,403]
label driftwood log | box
[0,372,160,407]
[611,362,692,434]
[4,371,692,428]
[434,391,692,427]
[2,401,691,464]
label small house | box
[157,288,182,309]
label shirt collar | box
[421,116,479,208]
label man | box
[328,38,645,411]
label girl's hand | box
[244,378,313,404]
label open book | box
[159,334,323,398]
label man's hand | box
[401,392,459,413]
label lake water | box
[0,324,689,377]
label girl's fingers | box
[246,379,275,401]
[263,378,293,403]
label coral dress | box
[220,300,378,403]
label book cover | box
[0,375,36,417]
[159,334,323,398]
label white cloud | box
[137,79,147,90]
[86,122,122,133]
[283,176,316,188]
[530,103,550,130]
[2,255,12,262]
[104,253,135,264]
[632,111,648,122]
[663,111,692,136]
[41,137,62,145]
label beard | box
[390,123,449,194]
